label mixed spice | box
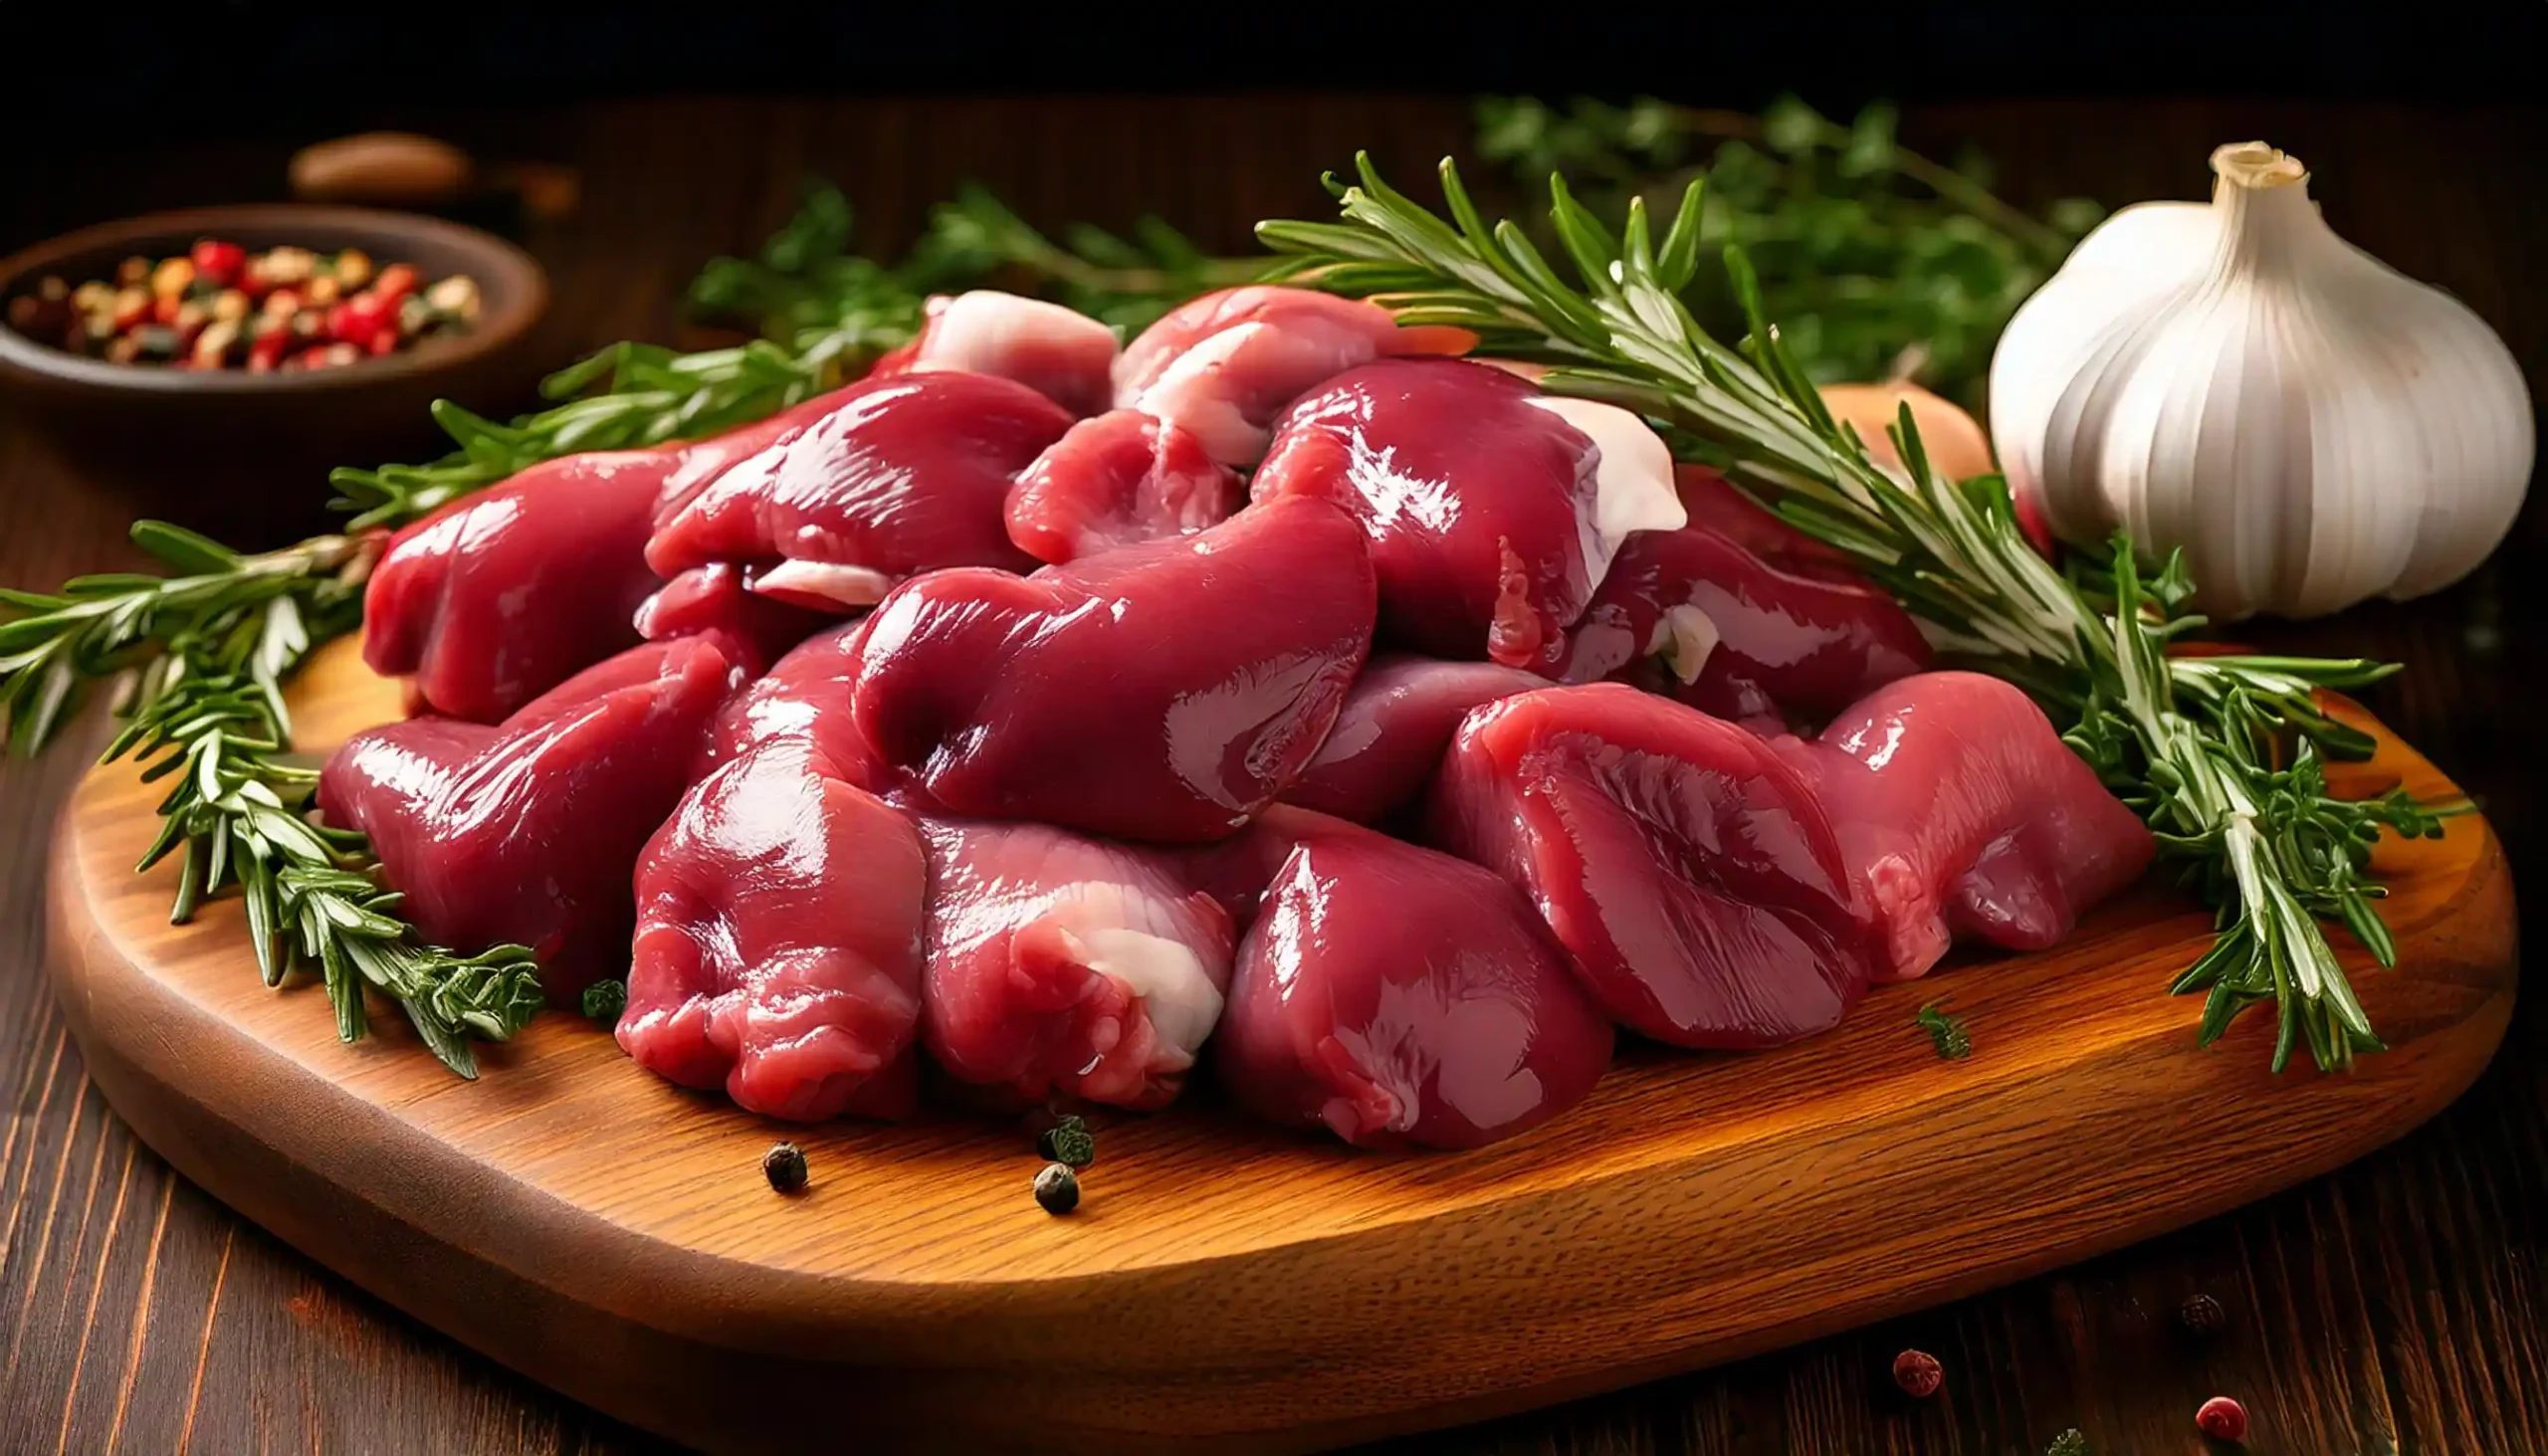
[5,238,480,371]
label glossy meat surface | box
[706,616,875,779]
[1111,286,1466,465]
[1551,520,1932,732]
[1279,653,1545,824]
[364,449,664,723]
[364,387,861,724]
[634,563,829,676]
[647,372,1072,610]
[1672,464,1859,580]
[318,637,741,1000]
[1216,810,1612,1149]
[869,290,1120,417]
[850,494,1377,842]
[1771,672,2156,980]
[1428,684,1878,1048]
[1004,409,1241,564]
[620,736,926,1121]
[919,817,1235,1110]
[1253,358,1684,669]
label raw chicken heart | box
[1428,684,1880,1049]
[1004,409,1241,564]
[706,616,879,784]
[1551,519,1932,732]
[920,817,1235,1110]
[868,290,1120,417]
[364,388,856,723]
[1111,286,1468,465]
[318,637,741,1001]
[1253,357,1684,670]
[850,494,1378,842]
[1216,809,1612,1150]
[621,736,926,1122]
[1772,671,2157,980]
[1279,653,1545,824]
[647,371,1072,612]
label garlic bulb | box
[1990,141,2534,618]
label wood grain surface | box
[3,94,2544,1456]
[41,635,2518,1454]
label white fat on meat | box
[1646,603,1722,685]
[905,291,1120,415]
[1062,922,1226,1069]
[1521,394,1687,583]
[748,559,897,610]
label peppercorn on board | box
[45,637,2515,1455]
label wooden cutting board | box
[45,638,2517,1455]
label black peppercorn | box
[2177,1293,2226,1336]
[581,977,627,1024]
[1033,1162,1080,1214]
[1037,1115,1095,1168]
[762,1142,809,1194]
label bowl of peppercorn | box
[0,204,546,542]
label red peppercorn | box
[1891,1349,1943,1398]
[190,238,247,287]
[2196,1395,2248,1441]
[371,262,419,307]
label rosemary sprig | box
[1261,154,2464,1071]
[1473,96,2102,411]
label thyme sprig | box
[1260,154,2465,1071]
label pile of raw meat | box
[321,286,2156,1149]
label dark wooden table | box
[2,96,2541,1456]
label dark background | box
[2,9,2545,1456]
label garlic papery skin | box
[1989,140,2535,619]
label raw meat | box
[634,563,830,675]
[1672,464,1858,580]
[1770,671,2157,980]
[647,371,1073,612]
[365,387,860,723]
[705,616,876,782]
[919,817,1235,1110]
[850,494,1378,842]
[1427,684,1880,1049]
[363,449,664,723]
[1004,408,1241,564]
[1252,358,1685,670]
[869,290,1121,417]
[621,736,927,1122]
[1215,809,1613,1149]
[318,637,741,1001]
[1112,286,1471,465]
[1550,519,1932,732]
[1279,653,1545,824]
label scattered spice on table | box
[1891,1349,1943,1398]
[581,977,627,1025]
[2196,1394,2248,1442]
[1034,1162,1081,1215]
[5,238,480,371]
[2178,1292,2227,1337]
[762,1141,809,1194]
[1036,1114,1095,1169]
[1915,1000,1972,1060]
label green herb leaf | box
[1916,1001,1974,1061]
